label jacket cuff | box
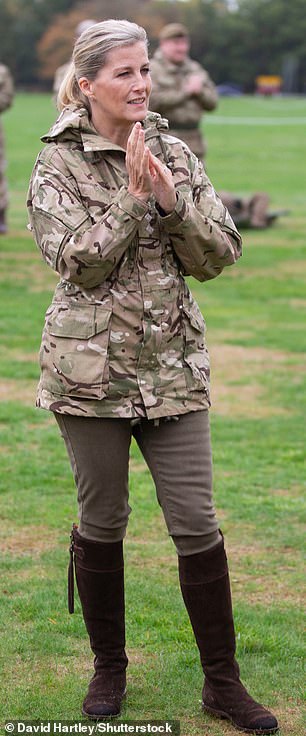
[157,192,188,230]
[117,189,150,221]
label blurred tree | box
[37,0,183,81]
[38,7,95,80]
[0,1,15,68]
[1,0,306,91]
[0,0,77,85]
[181,0,306,92]
[237,0,306,91]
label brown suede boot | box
[178,537,279,734]
[0,209,7,234]
[69,526,128,719]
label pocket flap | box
[47,305,111,339]
[183,303,205,333]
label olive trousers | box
[55,409,221,556]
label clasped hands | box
[184,73,203,96]
[126,122,176,215]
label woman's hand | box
[126,123,176,213]
[126,123,152,202]
[148,151,176,214]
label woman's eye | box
[117,68,150,78]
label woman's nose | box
[133,72,146,90]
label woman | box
[27,19,278,734]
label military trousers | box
[54,409,221,556]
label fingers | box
[148,151,172,183]
[126,123,151,200]
[126,126,174,206]
[126,122,144,163]
[126,123,147,176]
[147,151,176,213]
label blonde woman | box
[27,19,278,734]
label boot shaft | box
[69,525,128,672]
[178,537,279,733]
[178,537,237,675]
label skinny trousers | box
[54,409,221,556]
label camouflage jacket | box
[27,106,242,420]
[0,64,14,115]
[149,50,218,158]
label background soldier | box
[149,23,218,161]
[0,63,14,234]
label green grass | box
[0,95,305,735]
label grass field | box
[0,93,305,735]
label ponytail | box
[57,61,90,112]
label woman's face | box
[81,41,152,127]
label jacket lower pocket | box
[182,300,210,394]
[39,303,111,399]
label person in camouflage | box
[149,23,218,161]
[0,63,14,234]
[27,20,278,734]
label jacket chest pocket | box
[40,304,111,399]
[182,301,210,394]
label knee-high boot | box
[69,525,128,719]
[178,536,279,734]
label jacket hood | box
[41,105,169,152]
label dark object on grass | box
[220,190,290,229]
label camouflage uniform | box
[27,107,242,420]
[0,64,14,213]
[149,50,218,160]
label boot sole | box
[82,689,126,720]
[202,702,279,734]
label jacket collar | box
[41,105,169,155]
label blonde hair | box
[57,19,148,111]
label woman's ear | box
[78,77,94,98]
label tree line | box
[0,0,305,93]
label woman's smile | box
[127,96,146,105]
